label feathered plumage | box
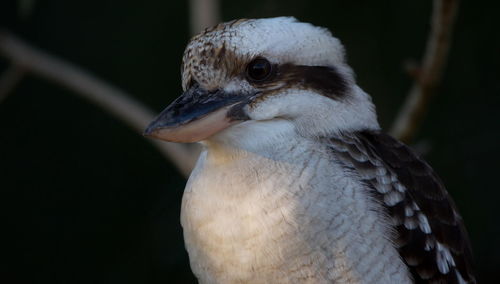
[145,17,476,284]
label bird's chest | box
[183,161,298,252]
[179,145,410,284]
[181,146,341,283]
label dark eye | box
[246,58,273,82]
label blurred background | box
[1,0,498,283]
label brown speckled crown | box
[181,19,252,91]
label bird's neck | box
[203,119,300,164]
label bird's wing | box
[329,130,476,284]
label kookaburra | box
[144,17,476,283]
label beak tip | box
[143,124,156,137]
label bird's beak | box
[144,85,249,143]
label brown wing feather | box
[329,130,476,283]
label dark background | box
[1,0,498,283]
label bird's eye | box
[246,58,273,82]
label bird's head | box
[144,17,379,145]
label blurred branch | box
[390,0,459,143]
[0,64,25,103]
[189,0,220,35]
[0,31,199,177]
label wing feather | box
[329,130,476,283]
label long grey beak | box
[144,85,249,142]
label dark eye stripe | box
[286,65,349,99]
[254,63,349,100]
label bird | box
[144,17,476,284]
